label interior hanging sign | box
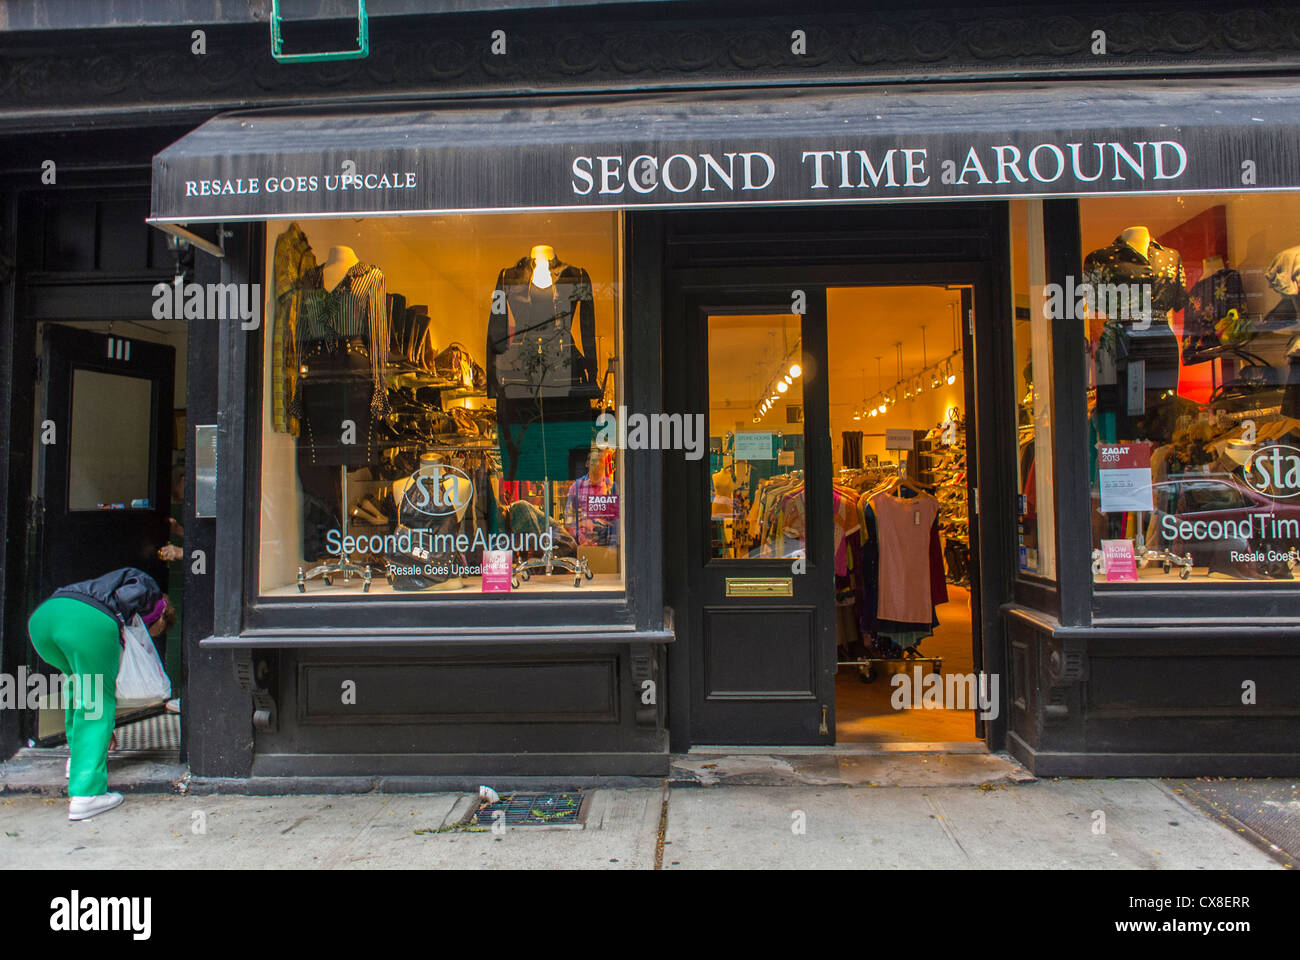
[735,432,775,460]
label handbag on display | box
[430,341,487,389]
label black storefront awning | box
[150,79,1300,224]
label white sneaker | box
[165,698,180,714]
[65,758,70,778]
[68,793,124,821]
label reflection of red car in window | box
[1149,473,1300,572]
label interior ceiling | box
[707,286,967,412]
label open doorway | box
[27,318,185,756]
[824,285,981,745]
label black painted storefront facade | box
[2,1,1299,781]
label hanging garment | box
[292,260,390,421]
[271,223,318,434]
[868,488,941,625]
[832,485,861,576]
[842,431,863,470]
[1182,268,1247,364]
[486,253,598,400]
[295,344,380,467]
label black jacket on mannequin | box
[486,253,598,400]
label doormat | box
[112,712,180,752]
[471,792,587,827]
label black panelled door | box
[36,324,174,600]
[684,287,836,745]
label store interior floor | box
[835,583,979,744]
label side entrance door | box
[681,285,837,745]
[35,323,174,601]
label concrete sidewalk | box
[0,778,1285,870]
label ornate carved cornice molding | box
[1,4,1298,132]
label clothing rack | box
[836,651,945,683]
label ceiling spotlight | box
[777,380,789,393]
[868,407,877,418]
[852,407,861,421]
[789,363,802,378]
[930,370,941,389]
[784,374,793,385]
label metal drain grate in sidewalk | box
[112,712,180,752]
[471,792,587,827]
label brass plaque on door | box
[725,577,793,598]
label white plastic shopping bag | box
[115,614,172,707]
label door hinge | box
[819,704,828,735]
[967,308,974,337]
[972,487,979,514]
[32,355,41,384]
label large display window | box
[258,212,625,596]
[1078,193,1300,585]
[1011,199,1057,581]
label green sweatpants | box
[28,597,120,797]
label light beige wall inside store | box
[826,286,966,468]
[258,212,621,591]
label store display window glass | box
[257,212,625,596]
[1078,193,1300,585]
[1010,199,1057,580]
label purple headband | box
[141,598,167,626]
